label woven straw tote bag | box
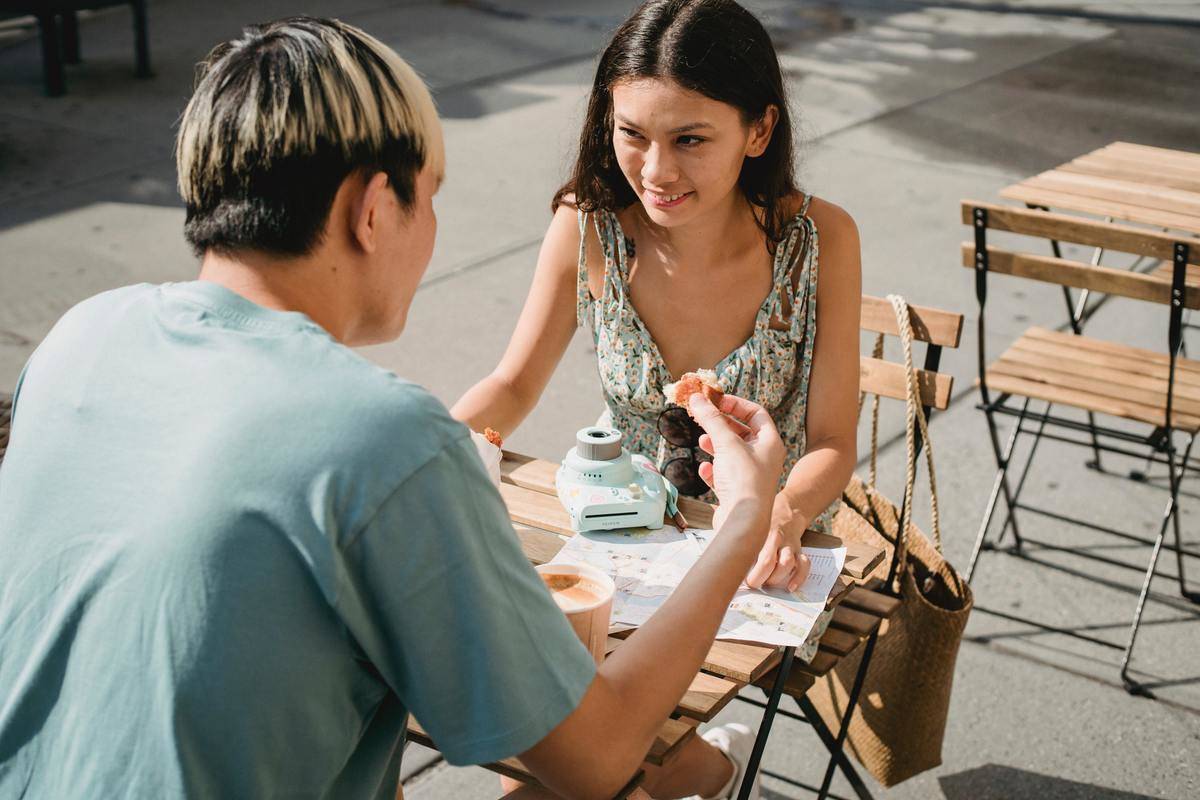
[812,295,973,787]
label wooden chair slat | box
[983,370,1200,432]
[958,244,1200,310]
[998,184,1200,235]
[990,359,1200,419]
[1023,327,1200,377]
[1001,340,1200,403]
[860,294,963,347]
[1151,261,1200,287]
[860,355,954,410]
[960,200,1200,264]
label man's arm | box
[518,393,783,800]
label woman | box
[456,1,860,796]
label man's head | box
[176,17,444,342]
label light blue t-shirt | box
[0,281,596,798]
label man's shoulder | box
[292,350,470,472]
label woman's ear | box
[352,171,392,254]
[746,104,779,158]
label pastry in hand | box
[664,369,724,413]
[483,427,503,448]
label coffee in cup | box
[536,563,615,664]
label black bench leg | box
[37,14,65,97]
[61,11,81,64]
[132,0,151,78]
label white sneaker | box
[685,722,761,800]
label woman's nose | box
[640,143,679,188]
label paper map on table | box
[548,528,846,647]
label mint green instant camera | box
[556,427,681,532]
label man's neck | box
[197,248,355,342]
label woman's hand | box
[745,495,812,593]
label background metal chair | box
[0,1,150,96]
[961,199,1200,696]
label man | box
[0,17,783,799]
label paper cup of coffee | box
[469,431,502,487]
[536,563,615,664]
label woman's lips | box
[645,189,693,209]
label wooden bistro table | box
[405,452,895,800]
[999,141,1200,290]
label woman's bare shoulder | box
[797,193,859,241]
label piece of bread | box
[483,427,503,448]
[664,369,724,410]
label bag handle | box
[856,295,943,589]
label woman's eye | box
[677,135,705,147]
[618,127,643,140]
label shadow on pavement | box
[939,763,1162,799]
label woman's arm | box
[451,203,600,437]
[746,198,862,591]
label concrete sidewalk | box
[1,1,1198,798]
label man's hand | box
[689,392,784,543]
[745,496,812,593]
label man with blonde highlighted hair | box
[0,16,786,800]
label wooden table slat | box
[1062,158,1200,194]
[999,184,1200,236]
[513,522,567,565]
[817,625,861,657]
[831,603,882,638]
[1025,170,1200,218]
[605,636,745,721]
[841,586,901,620]
[1104,141,1200,169]
[407,714,691,769]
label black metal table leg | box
[737,646,795,800]
[132,0,151,78]
[61,11,81,64]
[37,13,65,97]
[796,696,875,800]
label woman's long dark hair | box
[554,0,799,247]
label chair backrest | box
[858,295,963,412]
[959,200,1200,310]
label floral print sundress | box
[576,195,837,534]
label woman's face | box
[610,78,775,229]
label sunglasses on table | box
[656,405,713,497]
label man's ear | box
[352,171,392,254]
[746,104,779,158]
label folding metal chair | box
[961,200,1200,696]
[734,295,963,799]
